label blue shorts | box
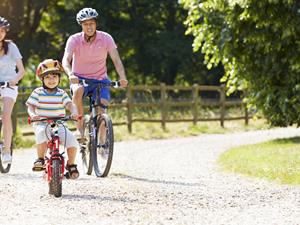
[70,76,111,102]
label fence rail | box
[13,84,249,135]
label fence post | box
[192,84,199,125]
[126,85,133,133]
[220,84,226,127]
[245,103,249,125]
[160,83,166,131]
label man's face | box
[81,19,97,37]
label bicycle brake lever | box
[111,81,120,88]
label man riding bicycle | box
[62,7,128,139]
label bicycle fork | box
[45,134,65,182]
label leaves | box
[181,0,300,126]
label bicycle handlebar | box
[28,115,80,124]
[79,80,121,89]
[0,82,18,88]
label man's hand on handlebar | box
[69,74,79,84]
[119,79,128,88]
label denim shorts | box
[70,77,111,102]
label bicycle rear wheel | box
[80,115,93,175]
[0,120,12,173]
[92,114,114,177]
[49,159,62,197]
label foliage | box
[219,137,300,185]
[1,0,223,87]
[180,0,300,126]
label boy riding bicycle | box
[26,59,80,179]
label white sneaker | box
[2,153,12,164]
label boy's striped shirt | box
[26,87,71,117]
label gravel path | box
[0,127,300,225]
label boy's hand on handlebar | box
[70,113,80,120]
[119,79,128,88]
[31,115,41,120]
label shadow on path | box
[112,173,201,187]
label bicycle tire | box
[0,121,12,173]
[49,159,62,197]
[92,114,114,177]
[81,115,93,175]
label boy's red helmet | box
[36,59,64,79]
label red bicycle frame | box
[45,133,65,183]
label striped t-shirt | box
[26,87,72,117]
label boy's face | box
[43,73,60,89]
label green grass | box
[113,118,269,141]
[219,137,300,185]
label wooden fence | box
[12,84,249,135]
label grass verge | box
[218,137,300,185]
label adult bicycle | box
[79,80,120,177]
[0,82,15,173]
[29,116,78,198]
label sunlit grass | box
[114,118,269,141]
[219,137,300,185]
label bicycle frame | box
[82,80,119,142]
[79,80,119,177]
[45,124,65,183]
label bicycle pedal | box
[32,167,45,172]
[64,172,70,179]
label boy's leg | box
[32,124,48,171]
[66,147,77,165]
[66,147,79,179]
[61,126,79,179]
[37,142,47,158]
[32,142,47,171]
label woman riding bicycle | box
[0,16,25,163]
[26,59,79,179]
[62,7,128,139]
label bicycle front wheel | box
[0,121,12,173]
[48,159,62,197]
[92,114,114,177]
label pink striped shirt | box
[65,30,117,80]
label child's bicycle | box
[79,80,120,177]
[0,82,15,173]
[28,116,78,198]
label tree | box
[181,0,300,126]
[1,0,222,87]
